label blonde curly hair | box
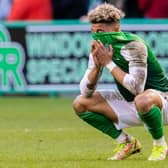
[88,3,125,24]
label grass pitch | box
[0,97,168,168]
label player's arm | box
[80,53,103,97]
[95,40,147,95]
[112,41,147,95]
[80,40,105,97]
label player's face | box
[91,23,120,33]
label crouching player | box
[73,3,168,161]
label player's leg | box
[135,89,168,161]
[73,91,121,139]
[73,90,142,160]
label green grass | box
[0,97,168,168]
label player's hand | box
[92,40,113,67]
[91,40,103,70]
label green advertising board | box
[0,20,168,94]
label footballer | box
[73,3,168,161]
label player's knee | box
[72,95,87,115]
[134,94,152,112]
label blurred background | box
[2,0,168,21]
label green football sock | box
[78,111,121,139]
[138,106,163,139]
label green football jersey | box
[93,32,168,101]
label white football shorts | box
[98,89,168,130]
